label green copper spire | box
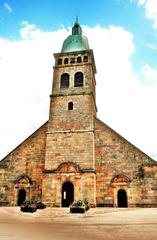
[72,17,82,35]
[61,19,89,53]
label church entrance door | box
[17,189,26,206]
[117,189,128,207]
[62,182,74,207]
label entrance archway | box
[62,182,74,207]
[117,189,128,208]
[17,189,26,206]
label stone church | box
[0,20,157,208]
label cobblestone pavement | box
[0,207,157,240]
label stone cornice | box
[43,169,96,174]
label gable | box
[94,117,156,171]
[0,122,48,173]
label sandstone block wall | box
[42,172,96,207]
[141,165,157,206]
[0,122,47,205]
[45,131,94,170]
[48,95,95,132]
[94,118,157,207]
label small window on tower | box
[68,102,73,111]
[74,72,84,87]
[58,58,62,65]
[77,56,82,63]
[64,58,69,64]
[83,56,88,62]
[60,73,69,88]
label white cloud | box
[137,0,146,6]
[4,3,12,13]
[137,0,157,28]
[0,22,157,161]
[141,64,157,84]
[20,21,42,39]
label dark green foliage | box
[20,200,46,213]
[70,199,90,213]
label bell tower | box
[43,20,97,206]
[49,20,97,133]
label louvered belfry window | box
[74,72,83,87]
[60,73,69,88]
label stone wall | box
[94,117,157,207]
[48,95,95,132]
[0,122,47,206]
[45,131,95,170]
[42,171,96,207]
[141,165,157,206]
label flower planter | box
[20,200,46,213]
[70,207,87,213]
[36,201,46,209]
[70,199,89,214]
[20,202,37,213]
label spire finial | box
[72,17,82,35]
[76,15,79,24]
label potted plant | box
[35,200,46,209]
[20,200,37,213]
[20,200,46,212]
[70,199,90,213]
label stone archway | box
[14,175,33,206]
[111,174,131,207]
[62,182,74,207]
[17,189,26,206]
[117,189,128,208]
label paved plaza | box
[0,207,157,240]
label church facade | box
[0,21,157,208]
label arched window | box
[68,102,73,110]
[83,56,88,62]
[60,73,69,88]
[58,58,62,65]
[74,72,84,87]
[64,58,69,64]
[77,56,82,63]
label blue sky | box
[1,0,157,74]
[0,0,157,160]
[0,0,151,36]
[0,1,150,35]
